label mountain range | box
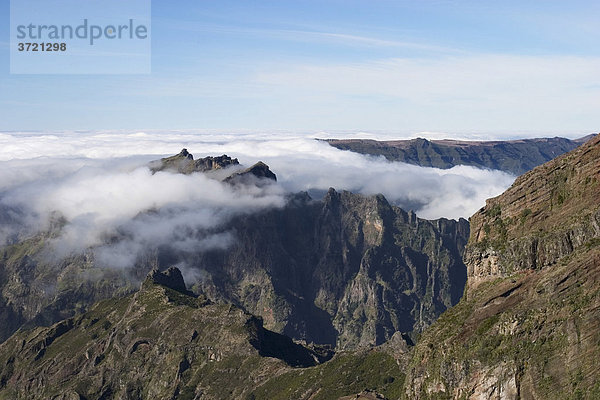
[0,135,598,399]
[0,150,468,350]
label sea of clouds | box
[0,131,515,269]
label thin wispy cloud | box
[251,54,600,132]
[1,1,598,132]
[255,29,464,53]
[0,130,516,275]
[158,19,463,53]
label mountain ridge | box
[0,268,333,399]
[325,134,597,175]
[404,134,600,398]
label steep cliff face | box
[0,186,468,351]
[0,268,329,400]
[405,135,600,399]
[465,134,600,291]
[185,189,469,349]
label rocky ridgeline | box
[190,188,469,349]
[149,148,240,174]
[0,150,463,352]
[149,148,277,182]
[144,266,197,297]
[224,161,277,184]
[326,134,596,175]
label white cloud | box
[0,148,286,266]
[0,131,514,224]
[0,131,516,271]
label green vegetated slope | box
[0,267,408,400]
[0,232,137,343]
[0,268,332,400]
[326,134,596,175]
[404,134,600,399]
[250,348,406,400]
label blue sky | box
[0,0,599,137]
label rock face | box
[0,242,135,343]
[149,149,277,184]
[0,268,329,400]
[149,148,239,174]
[144,267,195,296]
[188,188,468,349]
[465,134,600,291]
[326,134,597,175]
[224,161,277,184]
[0,188,468,351]
[404,135,600,398]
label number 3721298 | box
[18,43,67,51]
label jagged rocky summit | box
[149,148,240,174]
[144,266,197,297]
[188,187,469,349]
[149,148,277,182]
[224,160,277,184]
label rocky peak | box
[223,161,277,184]
[149,149,239,174]
[178,148,193,159]
[144,267,189,293]
[0,263,329,399]
[412,137,429,148]
[194,154,240,171]
[241,161,277,181]
[323,187,341,204]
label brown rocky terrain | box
[466,134,600,291]
[404,135,600,398]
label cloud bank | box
[0,131,515,268]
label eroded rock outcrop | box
[190,188,469,349]
[405,135,600,399]
[223,161,277,184]
[149,148,240,174]
[465,134,600,292]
